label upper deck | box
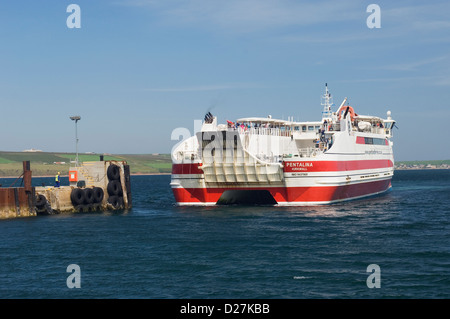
[173,85,395,163]
[220,112,394,138]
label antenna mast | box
[321,83,333,120]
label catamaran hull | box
[171,160,394,206]
[171,179,392,206]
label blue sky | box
[0,0,449,161]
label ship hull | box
[171,157,394,206]
[171,178,392,206]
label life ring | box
[337,105,357,122]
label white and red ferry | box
[171,84,395,206]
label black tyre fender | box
[84,188,94,204]
[36,194,47,208]
[107,180,122,196]
[74,204,87,212]
[117,196,124,208]
[93,187,104,203]
[71,188,85,206]
[107,164,120,181]
[107,195,120,208]
[75,204,93,212]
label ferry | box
[170,84,395,206]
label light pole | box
[70,116,81,167]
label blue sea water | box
[0,170,449,299]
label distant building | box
[23,148,43,152]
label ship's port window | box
[364,137,388,145]
[308,126,314,131]
[302,126,307,131]
[315,126,320,131]
[294,126,300,131]
[216,190,277,206]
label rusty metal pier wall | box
[0,161,36,219]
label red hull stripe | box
[283,160,393,172]
[172,179,391,204]
[172,163,203,175]
[172,160,393,175]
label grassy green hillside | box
[0,151,172,177]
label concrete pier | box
[0,160,132,219]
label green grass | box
[0,152,65,163]
[57,153,122,162]
[0,151,172,176]
[0,157,15,164]
[115,154,172,174]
